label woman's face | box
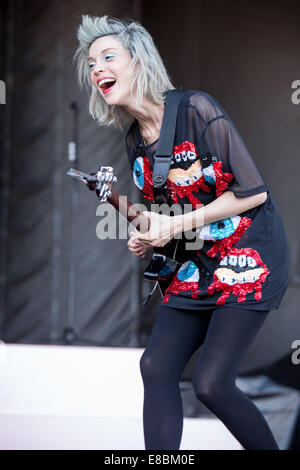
[88,35,136,106]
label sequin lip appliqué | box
[207,247,270,305]
[167,141,211,208]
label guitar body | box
[143,239,180,281]
[143,232,194,300]
[143,245,179,300]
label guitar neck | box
[107,185,150,233]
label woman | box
[75,15,289,450]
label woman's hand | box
[129,211,183,248]
[127,236,152,259]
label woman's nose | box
[94,66,103,74]
[93,61,104,74]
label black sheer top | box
[125,90,289,311]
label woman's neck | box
[123,96,164,144]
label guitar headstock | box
[66,166,117,203]
[95,166,118,203]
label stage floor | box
[0,343,242,450]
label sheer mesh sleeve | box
[191,92,269,198]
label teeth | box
[219,255,257,269]
[173,173,200,186]
[173,150,197,163]
[98,78,116,87]
[184,178,193,185]
[215,267,264,285]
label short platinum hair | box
[75,15,175,131]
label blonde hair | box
[74,14,175,131]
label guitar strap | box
[152,89,186,202]
[141,90,187,305]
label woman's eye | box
[104,54,115,61]
[88,54,115,70]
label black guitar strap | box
[141,90,187,305]
[152,89,186,201]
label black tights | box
[139,305,279,450]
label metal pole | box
[64,102,79,344]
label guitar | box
[66,166,183,301]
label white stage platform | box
[0,343,242,450]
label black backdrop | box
[0,0,299,386]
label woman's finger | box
[128,247,146,258]
[128,242,146,254]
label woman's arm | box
[130,190,267,248]
[176,190,268,233]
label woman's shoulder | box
[124,89,227,143]
[179,89,227,123]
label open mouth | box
[99,79,117,94]
[216,252,265,285]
